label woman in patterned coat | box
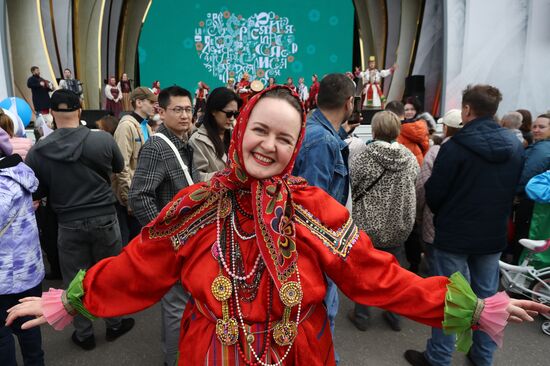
[349,111,419,331]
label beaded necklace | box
[212,193,303,366]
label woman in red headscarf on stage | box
[6,86,548,366]
[236,72,252,107]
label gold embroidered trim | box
[293,203,359,259]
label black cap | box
[50,89,81,112]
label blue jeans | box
[0,284,44,366]
[325,276,340,364]
[425,248,501,366]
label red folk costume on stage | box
[104,80,122,118]
[307,77,320,111]
[119,79,132,112]
[45,86,509,366]
[236,76,252,107]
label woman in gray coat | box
[189,87,242,181]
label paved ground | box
[14,278,548,365]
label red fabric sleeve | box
[328,231,447,327]
[293,186,449,328]
[82,233,183,318]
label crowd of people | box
[1,67,549,366]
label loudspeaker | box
[81,110,111,129]
[404,75,425,108]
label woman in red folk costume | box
[104,76,122,118]
[151,80,161,95]
[306,74,320,112]
[119,73,132,112]
[6,86,548,366]
[236,72,252,107]
[194,81,210,121]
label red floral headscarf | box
[146,85,308,289]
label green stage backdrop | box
[139,0,354,94]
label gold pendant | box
[211,275,239,346]
[272,281,302,346]
[211,275,232,302]
[279,281,302,307]
[216,317,239,346]
[273,320,298,346]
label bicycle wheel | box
[530,274,550,320]
[542,321,550,336]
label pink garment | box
[415,144,441,244]
[478,291,510,348]
[42,288,74,330]
[9,137,33,161]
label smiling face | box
[532,116,550,142]
[213,100,239,132]
[404,103,417,119]
[242,97,302,179]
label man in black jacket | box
[25,90,134,351]
[405,85,524,366]
[26,66,53,115]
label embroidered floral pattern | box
[265,184,283,214]
[232,151,248,183]
[270,205,297,261]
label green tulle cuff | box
[442,272,478,352]
[66,270,97,321]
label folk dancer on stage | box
[360,56,396,109]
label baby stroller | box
[499,238,550,335]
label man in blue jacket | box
[405,85,524,366]
[293,73,356,364]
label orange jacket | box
[397,118,430,165]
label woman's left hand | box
[506,299,550,323]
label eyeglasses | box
[167,107,193,115]
[166,107,193,114]
[221,110,239,119]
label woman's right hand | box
[5,297,47,329]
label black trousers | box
[0,284,44,366]
[36,201,61,276]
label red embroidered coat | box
[79,183,449,365]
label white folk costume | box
[361,57,395,109]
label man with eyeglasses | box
[128,85,195,366]
[113,86,157,246]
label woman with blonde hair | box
[348,111,419,331]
